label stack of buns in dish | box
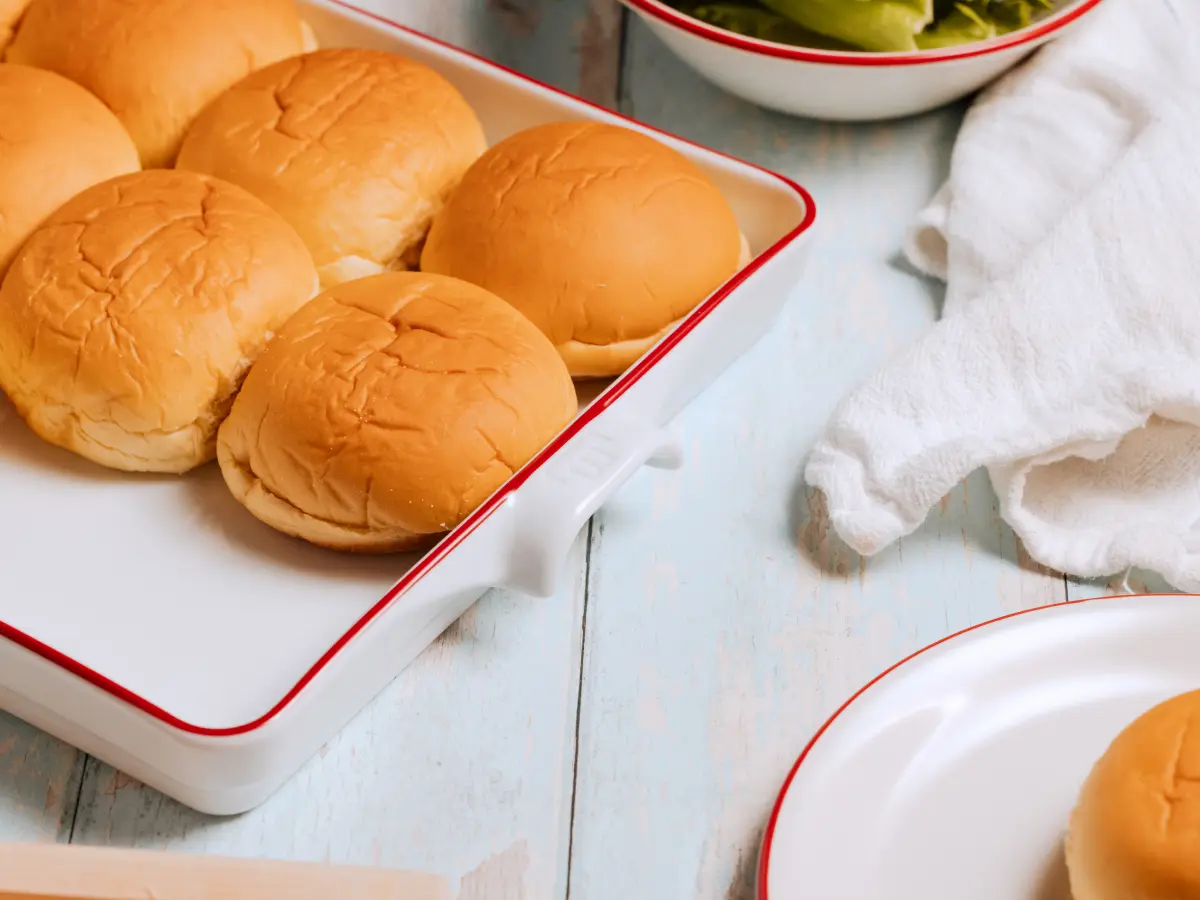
[1067,689,1200,900]
[0,0,749,553]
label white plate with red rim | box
[757,593,1200,900]
[621,0,1109,121]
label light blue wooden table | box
[0,1,1173,897]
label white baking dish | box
[0,0,816,815]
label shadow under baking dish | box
[0,0,814,813]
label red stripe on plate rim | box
[755,592,1196,900]
[624,0,1107,66]
[0,0,818,739]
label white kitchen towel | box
[804,0,1200,591]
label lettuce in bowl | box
[664,0,1057,52]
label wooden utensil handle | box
[0,843,449,899]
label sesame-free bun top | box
[420,121,746,378]
[217,272,578,553]
[0,0,30,51]
[177,48,487,290]
[0,63,139,276]
[5,0,311,168]
[0,170,318,474]
[1066,689,1200,900]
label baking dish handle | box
[504,413,683,598]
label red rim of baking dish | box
[624,0,1107,66]
[755,591,1189,900]
[0,0,818,739]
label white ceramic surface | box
[758,593,1200,900]
[622,0,1107,122]
[0,0,815,815]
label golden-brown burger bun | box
[6,0,310,168]
[0,170,319,474]
[217,272,578,553]
[0,63,139,277]
[0,0,30,51]
[420,121,744,378]
[177,48,486,290]
[1066,689,1200,900]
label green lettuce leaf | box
[684,3,858,48]
[663,0,1056,52]
[918,0,1052,47]
[916,4,996,46]
[759,0,935,51]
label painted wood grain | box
[59,4,613,900]
[565,19,1069,900]
[0,714,81,843]
[1066,569,1177,600]
[374,0,623,108]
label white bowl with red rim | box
[620,0,1108,121]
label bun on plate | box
[420,121,749,378]
[1066,689,1200,900]
[177,48,486,289]
[217,272,577,553]
[0,0,30,50]
[5,0,312,167]
[0,63,139,277]
[0,170,318,474]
